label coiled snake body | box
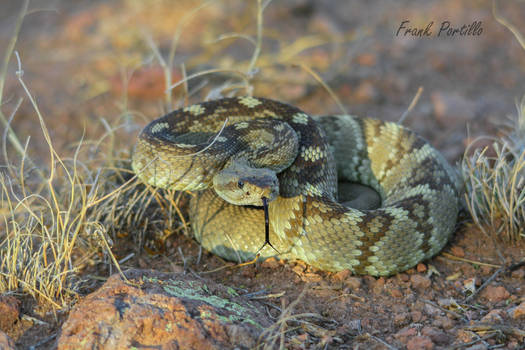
[132,97,460,276]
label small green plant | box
[461,96,525,242]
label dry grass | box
[460,4,525,242]
[0,0,295,310]
[461,96,525,242]
[0,0,183,309]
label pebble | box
[411,310,424,322]
[393,327,417,344]
[332,271,362,290]
[480,285,511,303]
[332,269,351,282]
[372,277,386,295]
[410,274,432,290]
[431,316,455,330]
[389,287,404,298]
[449,246,465,258]
[416,263,427,273]
[480,265,493,276]
[423,303,442,317]
[480,309,505,323]
[398,273,410,282]
[511,268,525,279]
[406,335,434,350]
[421,326,450,345]
[456,329,475,343]
[510,301,525,319]
[393,312,411,326]
[346,278,362,290]
[301,273,323,283]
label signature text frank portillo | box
[396,20,483,37]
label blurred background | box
[1,0,524,166]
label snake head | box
[212,160,279,206]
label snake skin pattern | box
[132,97,460,276]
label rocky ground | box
[0,0,524,349]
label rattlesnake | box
[132,97,460,276]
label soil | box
[1,0,524,349]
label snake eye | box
[237,180,244,189]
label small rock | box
[0,296,20,331]
[372,277,385,295]
[292,265,305,275]
[480,265,493,276]
[456,329,475,343]
[507,340,520,349]
[57,269,271,350]
[411,310,424,322]
[416,263,427,273]
[0,331,15,350]
[449,246,465,258]
[463,277,477,294]
[389,287,403,298]
[511,268,525,279]
[421,326,450,345]
[431,316,455,330]
[393,327,417,344]
[301,273,323,283]
[261,257,280,269]
[510,301,525,319]
[410,275,431,290]
[424,303,442,317]
[393,312,411,326]
[398,273,410,282]
[406,335,434,350]
[332,269,352,282]
[480,285,510,303]
[480,309,505,323]
[344,277,362,290]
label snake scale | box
[132,97,460,276]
